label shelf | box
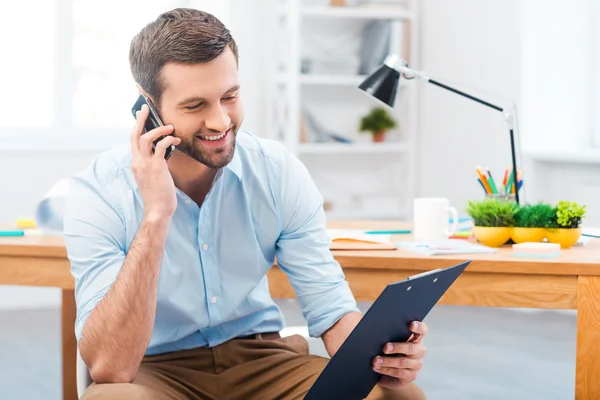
[301,6,414,20]
[300,74,368,86]
[297,142,408,155]
[276,73,366,86]
[276,73,367,86]
[277,74,412,88]
[525,150,600,165]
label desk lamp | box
[358,54,521,204]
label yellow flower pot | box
[545,228,582,249]
[511,227,546,244]
[473,226,512,248]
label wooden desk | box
[1,220,600,399]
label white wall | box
[520,0,595,153]
[520,0,600,226]
[416,0,522,212]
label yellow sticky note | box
[16,219,36,229]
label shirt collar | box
[225,146,243,181]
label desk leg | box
[576,276,600,400]
[62,289,78,400]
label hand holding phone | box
[130,101,181,219]
[131,94,175,160]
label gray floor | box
[0,301,576,399]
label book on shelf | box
[358,20,393,75]
[355,0,408,7]
[300,108,354,144]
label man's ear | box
[135,84,158,108]
[135,83,153,100]
[135,83,145,95]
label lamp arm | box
[384,54,509,116]
[384,55,521,203]
[426,79,520,203]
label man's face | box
[157,47,243,169]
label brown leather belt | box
[237,332,281,340]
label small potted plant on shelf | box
[545,201,586,249]
[465,197,518,247]
[511,203,554,243]
[359,107,398,143]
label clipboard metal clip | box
[406,268,443,280]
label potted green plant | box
[359,107,398,142]
[511,203,554,243]
[465,197,518,247]
[545,201,586,249]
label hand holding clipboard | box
[371,319,428,391]
[305,261,471,400]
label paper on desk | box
[574,235,592,246]
[396,239,498,256]
[327,229,392,244]
[582,227,600,238]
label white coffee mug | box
[413,198,458,241]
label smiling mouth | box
[196,129,230,143]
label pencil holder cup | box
[485,193,516,202]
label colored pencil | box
[485,168,498,194]
[477,178,487,193]
[476,167,492,194]
[506,168,515,195]
[0,230,25,237]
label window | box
[1,0,189,150]
[595,0,600,147]
[0,1,55,128]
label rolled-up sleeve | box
[63,171,126,341]
[274,150,359,338]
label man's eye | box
[185,103,202,110]
[222,96,237,102]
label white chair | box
[77,349,93,398]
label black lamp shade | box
[358,64,400,108]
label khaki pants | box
[82,334,426,400]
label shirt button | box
[211,296,217,304]
[201,243,208,251]
[185,199,191,204]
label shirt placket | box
[197,178,223,335]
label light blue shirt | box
[64,130,359,356]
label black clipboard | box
[305,261,470,400]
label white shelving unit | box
[266,0,420,219]
[297,141,409,155]
[301,5,415,19]
[277,73,413,86]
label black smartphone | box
[131,94,174,160]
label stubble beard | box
[176,125,238,169]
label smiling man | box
[64,8,428,400]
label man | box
[64,8,428,400]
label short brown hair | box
[129,8,239,108]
